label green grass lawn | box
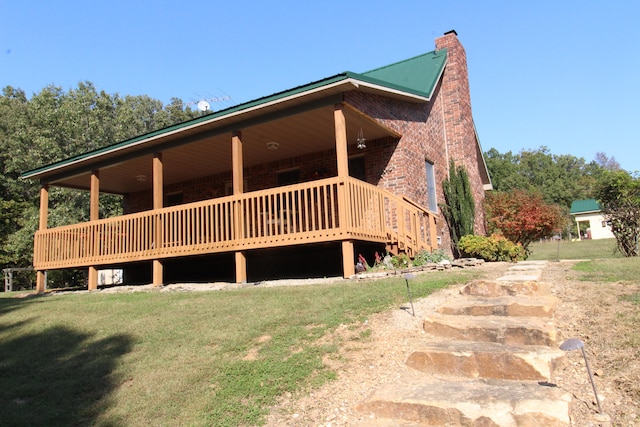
[527,238,623,261]
[572,257,640,283]
[0,270,476,427]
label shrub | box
[484,190,564,254]
[390,253,410,269]
[412,249,452,266]
[458,234,525,262]
[441,161,476,257]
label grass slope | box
[528,238,622,261]
[0,270,474,426]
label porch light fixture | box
[266,141,279,150]
[356,128,366,150]
[135,174,147,182]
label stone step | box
[438,294,558,317]
[515,260,549,266]
[497,271,543,282]
[356,375,571,426]
[509,264,548,272]
[423,313,557,346]
[461,279,551,297]
[405,341,565,381]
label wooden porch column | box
[35,184,49,293]
[232,131,247,283]
[88,170,100,290]
[334,104,349,178]
[334,103,355,278]
[152,152,164,286]
[429,214,439,250]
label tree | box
[484,148,529,192]
[0,82,201,271]
[440,161,475,257]
[595,170,640,257]
[484,190,564,255]
[594,152,621,171]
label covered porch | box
[34,176,436,282]
[26,86,440,292]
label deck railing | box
[33,177,436,270]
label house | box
[570,199,615,240]
[23,30,491,292]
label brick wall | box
[343,87,449,247]
[124,31,488,255]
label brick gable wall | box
[123,31,488,256]
[343,87,450,247]
[343,31,489,251]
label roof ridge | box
[361,48,445,75]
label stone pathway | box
[355,261,572,426]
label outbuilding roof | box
[570,199,602,214]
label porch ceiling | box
[51,103,399,194]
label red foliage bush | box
[484,190,564,252]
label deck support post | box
[232,130,247,283]
[152,153,164,286]
[235,252,247,284]
[342,240,355,278]
[88,170,99,290]
[334,104,355,278]
[35,184,49,293]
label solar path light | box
[403,273,416,317]
[560,338,602,413]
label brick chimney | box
[435,30,488,234]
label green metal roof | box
[570,199,602,214]
[22,48,448,180]
[358,49,447,98]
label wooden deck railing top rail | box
[33,177,436,270]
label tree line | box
[483,147,639,257]
[0,82,204,272]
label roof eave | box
[22,76,359,181]
[345,75,431,102]
[21,74,437,182]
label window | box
[425,161,437,212]
[276,169,300,187]
[166,192,183,207]
[349,156,366,181]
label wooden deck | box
[33,177,437,270]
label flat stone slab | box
[406,341,565,381]
[508,264,547,272]
[496,272,543,282]
[516,261,549,266]
[356,376,571,426]
[461,280,551,297]
[438,294,558,317]
[423,313,558,346]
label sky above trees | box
[1,1,639,172]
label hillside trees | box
[484,146,607,208]
[0,83,202,269]
[595,170,640,257]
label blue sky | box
[1,1,639,172]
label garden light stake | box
[560,338,602,413]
